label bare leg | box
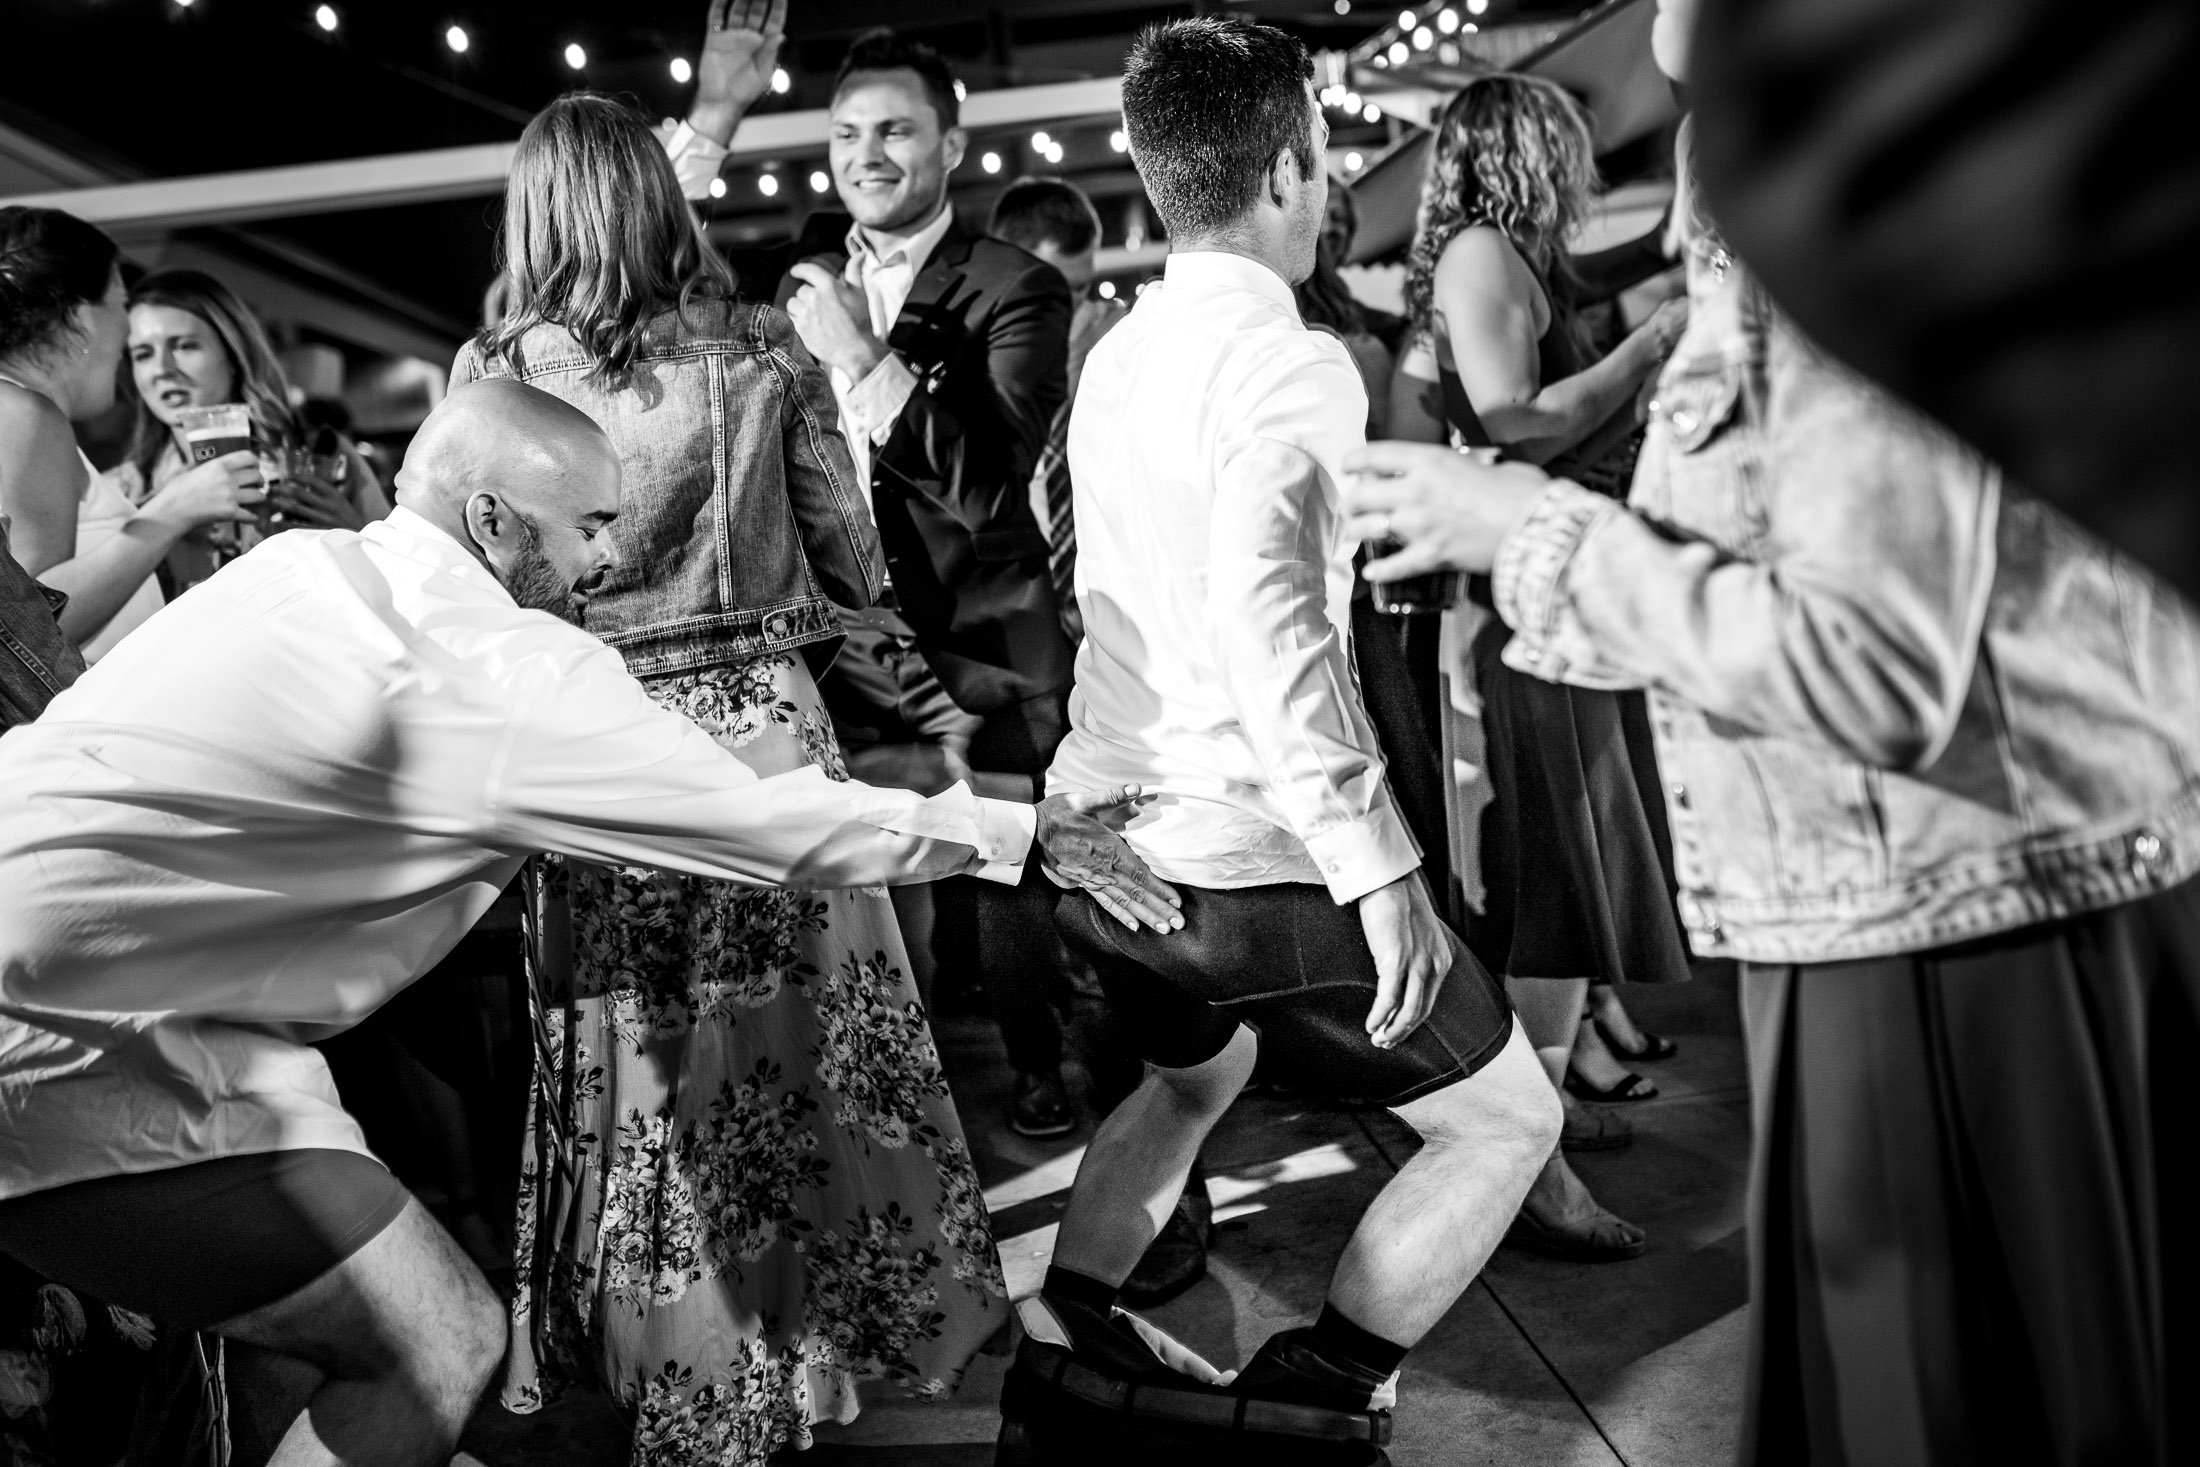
[1505,975,1590,1076]
[1051,1026,1258,1284]
[1323,1024,1558,1344]
[212,1198,505,1467]
[1587,981,1650,1052]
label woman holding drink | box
[119,268,390,588]
[0,207,259,661]
[1385,75,1692,1258]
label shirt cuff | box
[1301,801,1422,905]
[972,798,1038,885]
[1492,480,1628,686]
[660,120,729,202]
[843,353,920,445]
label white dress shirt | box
[0,506,1033,1200]
[1046,251,1420,904]
[828,203,955,506]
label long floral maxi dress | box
[500,653,1008,1466]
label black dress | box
[1439,324,1690,987]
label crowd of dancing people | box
[0,0,2191,1464]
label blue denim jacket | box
[0,527,82,733]
[1492,244,2200,963]
[452,298,882,679]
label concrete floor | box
[460,967,1750,1466]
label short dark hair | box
[1122,17,1316,241]
[0,206,120,363]
[989,177,1103,257]
[834,28,960,130]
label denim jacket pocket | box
[1651,361,1745,455]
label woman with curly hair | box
[1390,74,1692,1259]
[451,81,1007,1466]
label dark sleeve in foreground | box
[1692,0,2200,602]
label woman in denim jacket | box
[454,94,1007,1464]
[1338,20,2197,1459]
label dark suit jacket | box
[1693,0,2200,604]
[777,212,1075,715]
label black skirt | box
[1739,878,2200,1467]
[1463,615,1690,985]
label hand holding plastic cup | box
[1363,443,1503,616]
[174,404,271,530]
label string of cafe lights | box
[151,1,1416,207]
[161,0,794,97]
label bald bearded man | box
[0,379,1178,1467]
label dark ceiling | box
[4,0,1594,352]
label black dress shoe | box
[1010,1071,1079,1138]
[1231,1327,1391,1414]
[1120,1175,1214,1307]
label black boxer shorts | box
[1056,882,1513,1108]
[0,1148,413,1328]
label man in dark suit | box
[769,31,1084,1144]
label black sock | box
[1042,1264,1119,1316]
[1309,1301,1409,1380]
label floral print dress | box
[502,653,1007,1466]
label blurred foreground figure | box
[1690,0,2200,601]
[0,379,1175,1467]
[1341,7,2200,1452]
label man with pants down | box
[1028,13,1559,1440]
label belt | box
[1011,1338,1393,1446]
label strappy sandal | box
[1594,1018,1679,1061]
[1565,1069,1659,1103]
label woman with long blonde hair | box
[1388,73,1693,1262]
[455,87,1006,1464]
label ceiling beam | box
[0,77,1125,231]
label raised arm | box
[659,0,787,199]
[1436,228,1683,466]
[0,387,252,642]
[1346,320,2000,772]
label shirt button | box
[1326,862,1340,874]
[1645,398,1662,417]
[1668,781,1690,810]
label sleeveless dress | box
[504,652,1007,1466]
[72,455,164,663]
[1439,320,1690,987]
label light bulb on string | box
[444,24,469,54]
[1031,131,1051,152]
[1097,281,1117,300]
[563,42,587,70]
[809,171,830,193]
[1438,7,1459,32]
[770,68,790,94]
[1387,40,1409,64]
[670,57,692,84]
[1413,26,1434,50]
[314,6,338,33]
[707,177,726,199]
[1109,129,1127,153]
[1345,151,1365,172]
[758,173,779,197]
[981,151,1002,174]
[1399,9,1417,29]
[1363,102,1382,122]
